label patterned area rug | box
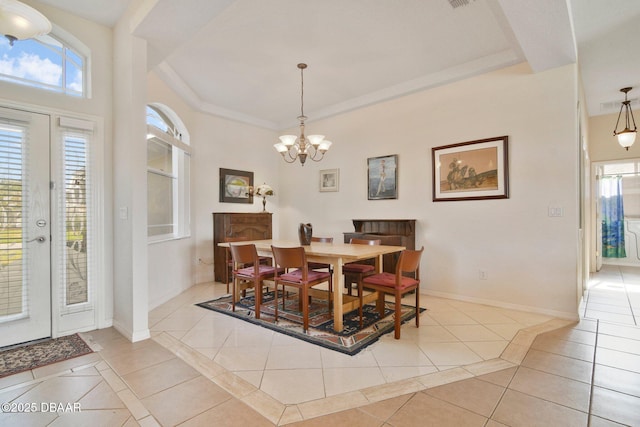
[0,334,93,379]
[196,291,423,355]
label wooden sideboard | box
[344,219,416,273]
[212,212,272,282]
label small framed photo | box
[368,155,398,200]
[219,168,254,203]
[319,169,339,192]
[432,135,509,202]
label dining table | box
[219,239,405,332]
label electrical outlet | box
[479,270,488,280]
[548,206,563,217]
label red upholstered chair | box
[307,236,334,274]
[271,245,333,332]
[224,236,270,293]
[230,244,282,319]
[360,246,424,339]
[343,238,381,296]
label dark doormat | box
[0,334,93,379]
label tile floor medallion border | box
[151,314,575,424]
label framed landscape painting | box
[368,154,398,200]
[219,168,254,203]
[432,136,509,202]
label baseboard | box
[112,320,151,343]
[422,289,579,321]
[148,282,193,311]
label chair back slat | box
[349,238,381,246]
[230,243,258,266]
[271,246,307,271]
[311,236,333,243]
[396,246,424,280]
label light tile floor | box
[1,269,640,425]
[582,264,640,326]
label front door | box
[0,106,51,348]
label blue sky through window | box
[0,34,84,96]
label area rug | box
[196,291,423,355]
[0,334,93,379]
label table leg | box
[333,258,344,332]
[255,281,261,319]
[375,254,385,313]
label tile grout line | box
[586,318,599,427]
[621,275,639,327]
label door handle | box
[26,236,47,243]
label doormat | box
[196,291,424,355]
[0,334,93,379]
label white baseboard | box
[112,320,150,343]
[422,289,579,321]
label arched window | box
[0,29,87,96]
[146,104,191,240]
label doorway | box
[585,160,640,325]
[0,106,51,347]
[594,160,640,270]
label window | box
[146,105,190,240]
[58,128,91,310]
[0,31,86,96]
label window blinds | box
[57,117,93,312]
[0,117,29,322]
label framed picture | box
[368,154,398,200]
[319,169,339,192]
[219,168,254,203]
[432,136,509,202]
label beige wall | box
[0,2,585,335]
[146,72,280,306]
[190,110,280,285]
[277,62,580,318]
[146,72,196,308]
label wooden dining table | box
[219,239,405,332]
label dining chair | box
[343,238,382,296]
[307,236,334,274]
[224,236,271,293]
[271,245,333,332]
[359,246,424,338]
[230,244,282,319]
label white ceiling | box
[36,0,640,129]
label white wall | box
[146,73,196,308]
[191,112,280,284]
[112,5,149,341]
[277,62,581,318]
[146,72,281,294]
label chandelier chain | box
[300,65,304,118]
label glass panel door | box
[0,107,50,347]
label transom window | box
[0,33,85,96]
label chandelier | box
[613,87,637,150]
[0,0,51,46]
[273,63,332,166]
